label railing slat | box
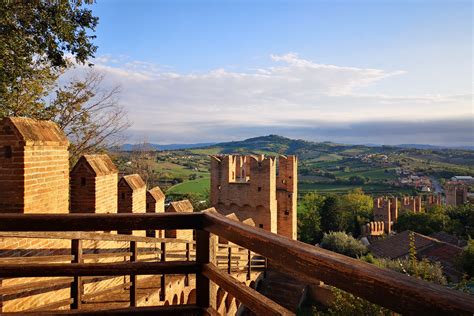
[0,261,199,277]
[70,239,82,310]
[0,213,202,231]
[202,210,474,316]
[202,263,293,316]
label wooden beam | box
[71,239,82,310]
[2,305,205,315]
[0,261,199,277]
[130,240,138,307]
[196,230,210,308]
[202,210,474,316]
[202,263,293,316]
[0,213,203,232]
[0,231,190,244]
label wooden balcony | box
[0,209,473,315]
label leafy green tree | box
[298,193,325,244]
[320,195,350,233]
[393,209,450,235]
[340,188,373,235]
[460,239,474,277]
[320,232,368,258]
[445,204,474,240]
[1,0,98,114]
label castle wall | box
[211,155,278,233]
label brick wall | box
[0,118,69,214]
[210,155,278,233]
[276,156,298,239]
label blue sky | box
[79,0,473,145]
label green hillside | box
[116,135,474,199]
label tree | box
[460,239,474,277]
[320,195,350,233]
[298,193,325,244]
[320,232,368,258]
[394,208,450,235]
[1,1,98,112]
[340,189,373,235]
[48,70,130,162]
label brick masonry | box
[210,155,297,239]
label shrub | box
[320,232,368,258]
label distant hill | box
[120,142,216,151]
[395,144,474,151]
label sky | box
[75,0,473,145]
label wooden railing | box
[0,209,473,315]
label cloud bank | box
[69,53,473,145]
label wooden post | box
[196,230,210,308]
[185,242,190,286]
[159,242,166,301]
[227,246,232,274]
[247,250,251,280]
[71,239,82,309]
[130,241,138,307]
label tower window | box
[217,185,222,190]
[289,176,292,179]
[288,194,291,198]
[258,187,262,192]
[4,146,12,159]
[80,177,86,186]
[284,210,289,215]
[121,193,125,200]
[259,224,263,228]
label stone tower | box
[373,198,392,234]
[444,182,468,206]
[0,117,69,213]
[400,196,422,214]
[210,154,298,239]
[276,155,298,239]
[70,154,118,214]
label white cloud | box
[66,53,473,144]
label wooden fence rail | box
[0,210,473,315]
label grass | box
[298,182,412,195]
[166,177,210,197]
[333,167,398,180]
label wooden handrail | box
[0,261,199,277]
[0,212,203,231]
[0,231,193,244]
[0,210,473,315]
[202,210,474,316]
[202,263,293,316]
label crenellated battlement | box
[210,154,297,239]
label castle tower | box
[70,154,118,214]
[0,117,69,213]
[389,197,398,224]
[445,182,468,206]
[373,198,391,234]
[276,155,298,239]
[210,155,278,234]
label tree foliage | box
[1,0,98,112]
[460,239,474,277]
[394,204,473,239]
[48,70,130,162]
[320,231,368,258]
[297,193,325,244]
